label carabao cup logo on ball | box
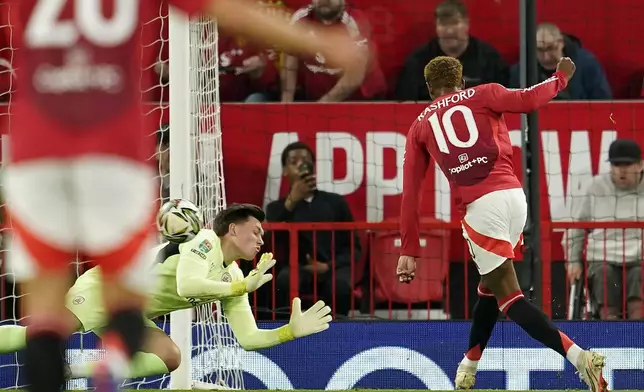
[157,198,203,243]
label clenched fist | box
[556,57,576,81]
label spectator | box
[266,142,361,317]
[281,0,386,102]
[510,22,611,100]
[215,33,281,102]
[155,0,286,103]
[564,139,643,320]
[394,0,507,101]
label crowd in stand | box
[151,0,638,103]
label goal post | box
[167,6,244,390]
[167,5,193,390]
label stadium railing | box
[0,221,641,322]
[543,221,644,320]
[252,221,644,321]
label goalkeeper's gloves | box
[280,297,332,341]
[233,252,276,295]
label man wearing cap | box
[563,138,644,319]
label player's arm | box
[484,73,567,113]
[399,123,430,258]
[318,15,370,102]
[223,295,330,351]
[484,56,575,113]
[204,0,363,72]
[175,246,245,298]
[176,248,275,299]
[318,50,367,102]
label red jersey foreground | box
[400,73,568,257]
[10,0,206,163]
[4,0,208,283]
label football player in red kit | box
[396,56,607,392]
[5,1,363,392]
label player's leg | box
[3,161,77,392]
[0,265,98,358]
[70,321,181,379]
[455,191,517,389]
[454,279,499,389]
[0,307,82,355]
[481,260,608,392]
[65,273,177,379]
[74,156,158,388]
[472,190,605,392]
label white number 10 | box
[428,105,479,154]
[25,0,138,48]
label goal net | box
[0,2,243,390]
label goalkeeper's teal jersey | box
[147,229,245,318]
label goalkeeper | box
[0,202,331,379]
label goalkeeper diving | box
[0,200,331,379]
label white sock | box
[461,355,479,370]
[566,344,583,368]
[69,350,129,380]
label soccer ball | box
[157,199,203,244]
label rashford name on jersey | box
[9,0,207,163]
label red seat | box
[370,226,450,304]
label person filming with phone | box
[266,141,361,318]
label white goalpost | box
[167,6,243,391]
[167,5,193,389]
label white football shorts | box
[461,188,527,275]
[4,155,158,293]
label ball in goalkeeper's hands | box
[157,199,203,243]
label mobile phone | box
[298,161,314,178]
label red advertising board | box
[0,102,641,261]
[219,102,644,261]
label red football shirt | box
[400,73,568,257]
[10,0,208,164]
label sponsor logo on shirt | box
[449,156,488,174]
[221,272,232,282]
[191,248,207,260]
[33,47,125,95]
[72,296,85,305]
[199,240,212,253]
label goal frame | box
[167,5,193,390]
